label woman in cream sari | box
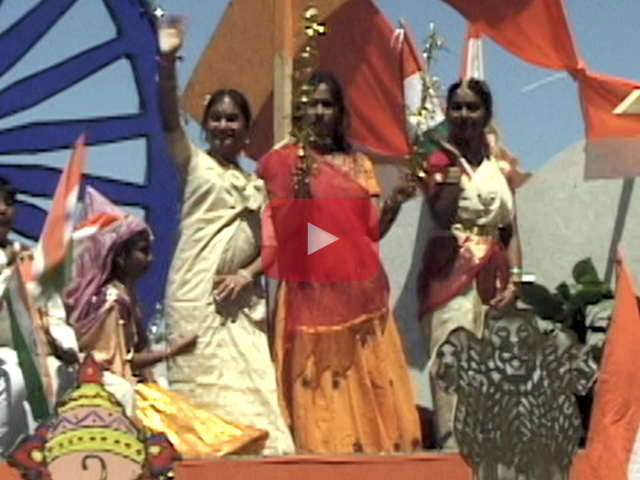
[156,20,294,454]
[418,79,527,451]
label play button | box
[261,198,380,282]
[308,223,339,255]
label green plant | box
[518,258,613,344]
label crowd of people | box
[0,19,523,458]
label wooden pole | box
[273,0,295,146]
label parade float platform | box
[0,451,592,479]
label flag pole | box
[273,0,295,146]
[604,178,635,285]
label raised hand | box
[157,15,184,57]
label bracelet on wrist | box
[156,54,183,67]
[237,268,253,281]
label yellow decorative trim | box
[451,223,499,239]
[293,308,388,334]
[57,384,124,414]
[45,427,145,465]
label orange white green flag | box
[3,262,54,421]
[1,135,87,420]
[30,134,86,296]
[461,23,484,80]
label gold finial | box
[423,23,446,68]
[304,8,327,36]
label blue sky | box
[2,0,640,176]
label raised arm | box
[157,18,191,176]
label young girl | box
[64,188,268,456]
[64,187,197,413]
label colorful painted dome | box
[10,355,179,480]
[45,355,145,466]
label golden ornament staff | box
[407,23,447,180]
[291,7,326,198]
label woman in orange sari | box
[418,79,526,451]
[257,72,421,454]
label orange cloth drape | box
[443,0,640,178]
[582,254,640,480]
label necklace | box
[323,152,362,178]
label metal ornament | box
[407,23,447,180]
[291,7,327,198]
[433,307,597,480]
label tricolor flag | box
[30,134,86,296]
[3,262,53,421]
[395,22,447,157]
[72,212,120,242]
[460,23,484,80]
[3,135,87,420]
[72,187,123,242]
[584,253,640,480]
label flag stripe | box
[461,23,484,79]
[4,266,51,421]
[32,135,85,283]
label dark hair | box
[112,229,151,279]
[201,88,252,126]
[306,71,351,153]
[0,176,16,205]
[446,78,493,127]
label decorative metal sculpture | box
[434,306,598,480]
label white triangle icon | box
[308,223,339,255]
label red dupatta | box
[257,144,390,334]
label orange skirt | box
[274,284,422,454]
[135,383,268,457]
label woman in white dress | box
[156,19,294,455]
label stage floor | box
[0,451,591,479]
